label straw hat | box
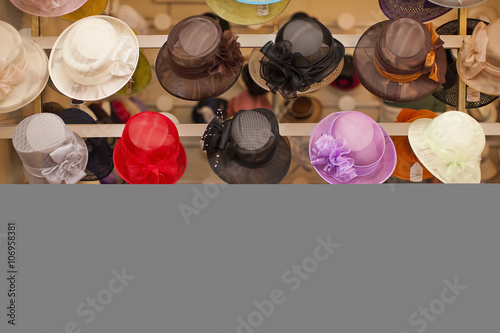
[12,113,88,184]
[391,108,438,181]
[330,55,360,91]
[204,0,290,26]
[408,111,485,183]
[457,19,500,97]
[427,0,486,8]
[309,111,397,184]
[0,21,49,113]
[155,15,244,101]
[279,96,322,123]
[433,19,498,108]
[49,15,140,101]
[354,18,447,103]
[113,111,187,184]
[248,16,345,99]
[201,108,291,184]
[379,0,452,22]
[9,0,87,17]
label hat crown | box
[63,18,118,84]
[0,21,24,71]
[378,18,430,72]
[231,109,278,165]
[424,111,485,162]
[169,16,221,67]
[282,19,323,57]
[331,112,385,166]
[121,112,180,163]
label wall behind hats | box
[1,0,500,183]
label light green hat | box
[408,111,486,183]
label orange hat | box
[391,108,438,181]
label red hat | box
[113,111,186,184]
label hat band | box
[374,23,445,84]
[461,22,500,81]
[0,48,28,101]
[119,138,181,184]
[23,137,87,184]
[64,36,136,86]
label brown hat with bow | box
[353,18,447,102]
[155,15,244,101]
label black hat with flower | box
[248,16,345,99]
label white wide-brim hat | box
[49,15,139,101]
[0,21,49,113]
[408,111,485,183]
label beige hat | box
[457,20,500,96]
[49,15,139,101]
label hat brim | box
[205,0,290,25]
[59,0,108,21]
[391,136,435,181]
[353,20,446,103]
[115,50,152,95]
[408,118,481,183]
[309,113,397,184]
[0,35,49,113]
[207,135,291,184]
[427,0,486,8]
[113,138,187,184]
[10,0,87,17]
[155,49,242,101]
[280,97,323,123]
[378,0,452,22]
[248,48,345,96]
[22,133,88,184]
[49,15,139,101]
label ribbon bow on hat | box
[208,30,245,78]
[0,52,28,101]
[461,22,491,80]
[110,36,137,77]
[38,140,87,184]
[201,112,235,159]
[310,134,357,183]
